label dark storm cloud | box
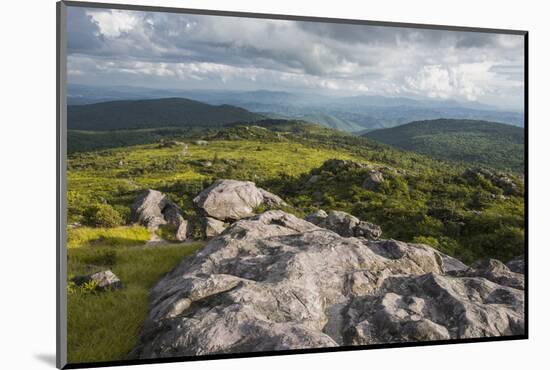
[67,7,104,52]
[65,6,525,109]
[455,33,496,48]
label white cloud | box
[405,65,453,99]
[86,10,139,38]
[67,7,525,108]
[404,62,503,101]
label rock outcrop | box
[305,209,328,224]
[72,270,123,291]
[463,168,521,195]
[131,210,523,359]
[507,255,525,274]
[306,210,382,240]
[132,189,188,241]
[320,159,367,174]
[193,179,287,221]
[362,170,385,190]
[201,217,227,238]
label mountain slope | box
[68,84,525,130]
[364,119,524,172]
[67,98,264,130]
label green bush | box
[84,204,123,228]
[156,224,178,242]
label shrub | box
[84,204,123,228]
[156,224,178,242]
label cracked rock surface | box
[130,210,524,359]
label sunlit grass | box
[67,241,204,364]
[67,226,151,249]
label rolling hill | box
[68,84,525,131]
[67,98,264,130]
[364,119,524,172]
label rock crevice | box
[130,210,524,359]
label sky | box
[66,6,525,110]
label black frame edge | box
[64,335,528,369]
[523,30,529,339]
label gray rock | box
[305,209,328,224]
[354,221,383,240]
[201,217,227,238]
[507,255,525,274]
[306,175,320,185]
[259,188,287,208]
[318,210,360,237]
[320,159,367,174]
[452,258,524,290]
[131,189,168,229]
[72,270,123,291]
[158,140,184,148]
[309,210,381,240]
[130,210,523,359]
[438,253,469,273]
[194,140,208,146]
[362,170,385,190]
[132,189,188,241]
[344,272,523,345]
[193,180,287,221]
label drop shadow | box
[34,353,56,367]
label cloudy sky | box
[67,6,525,110]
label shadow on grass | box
[87,236,147,248]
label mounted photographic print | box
[56,1,528,368]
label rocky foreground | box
[129,181,524,359]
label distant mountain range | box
[67,98,264,130]
[68,84,525,131]
[364,119,524,172]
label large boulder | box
[131,189,168,229]
[307,210,382,240]
[130,211,523,359]
[132,189,188,241]
[193,180,287,221]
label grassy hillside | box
[297,113,364,132]
[364,119,524,172]
[67,120,524,363]
[67,98,264,130]
[68,121,524,263]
